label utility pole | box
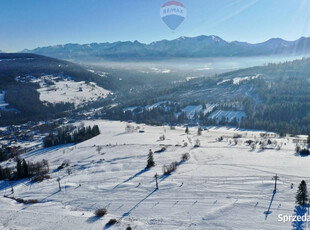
[10,182,14,194]
[155,173,158,190]
[272,174,279,193]
[57,177,61,191]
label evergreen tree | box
[22,159,29,178]
[296,180,308,206]
[86,126,92,139]
[0,149,6,162]
[65,133,72,144]
[197,127,202,136]
[3,167,11,180]
[185,126,189,134]
[92,125,100,136]
[146,149,155,168]
[0,165,3,180]
[279,131,285,138]
[43,133,54,148]
[16,159,23,179]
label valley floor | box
[0,120,309,229]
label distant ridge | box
[23,35,310,60]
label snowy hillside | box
[217,75,260,86]
[0,120,309,229]
[181,104,216,119]
[16,75,111,107]
[123,103,246,125]
[208,110,246,124]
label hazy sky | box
[1,0,310,52]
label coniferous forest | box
[43,124,100,148]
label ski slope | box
[0,120,309,229]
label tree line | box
[43,124,100,147]
[0,158,49,181]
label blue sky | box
[1,0,310,52]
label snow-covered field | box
[0,120,309,229]
[15,75,111,107]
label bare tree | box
[194,139,200,147]
[250,143,256,150]
[96,146,103,154]
[159,134,165,141]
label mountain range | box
[23,35,310,60]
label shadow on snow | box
[121,188,158,219]
[264,190,276,220]
[113,168,150,190]
[292,206,308,230]
[23,144,74,159]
